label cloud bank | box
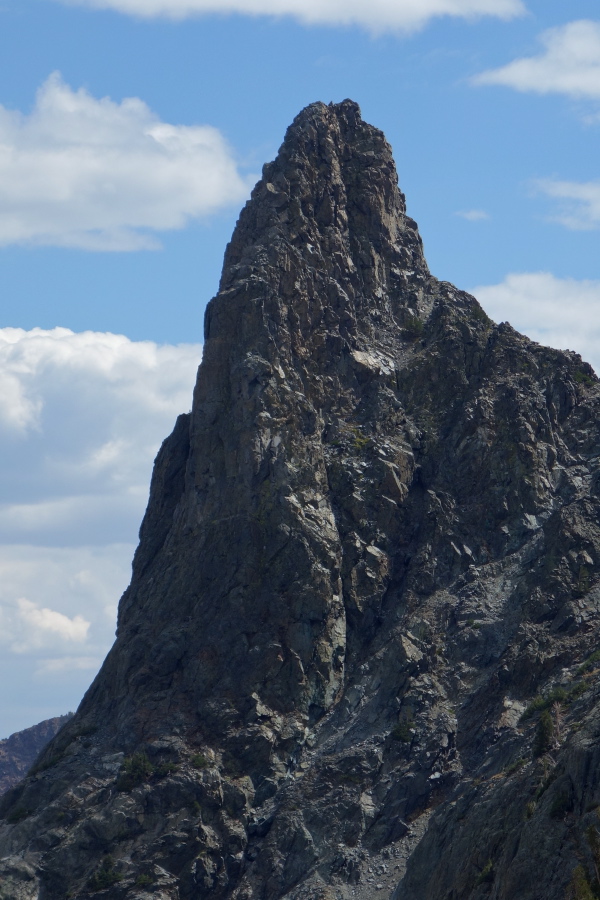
[57,0,526,31]
[0,327,201,733]
[473,20,600,99]
[0,73,250,251]
[472,272,600,374]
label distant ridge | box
[0,715,73,795]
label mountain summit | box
[2,100,600,900]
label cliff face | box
[2,100,600,900]
[0,716,72,796]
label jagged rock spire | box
[81,100,434,751]
[220,99,428,297]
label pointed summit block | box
[2,101,600,900]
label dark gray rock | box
[1,99,600,900]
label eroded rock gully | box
[2,100,600,900]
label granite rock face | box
[0,717,72,796]
[2,100,600,900]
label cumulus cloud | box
[473,20,600,99]
[0,543,132,644]
[0,72,250,251]
[0,542,133,734]
[0,327,200,732]
[0,326,201,545]
[472,271,600,373]
[56,0,526,32]
[455,209,490,221]
[535,178,600,230]
[12,599,90,651]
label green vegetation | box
[116,752,154,792]
[476,860,494,886]
[221,754,243,777]
[577,651,600,677]
[533,710,554,758]
[565,832,600,900]
[504,757,527,776]
[575,566,592,598]
[135,873,154,887]
[520,682,586,723]
[191,753,208,769]
[350,426,370,452]
[471,304,492,326]
[575,371,594,387]
[30,753,65,776]
[115,751,178,791]
[88,856,123,891]
[535,764,558,800]
[74,723,98,739]
[391,721,414,743]
[6,806,31,824]
[403,315,424,341]
[567,865,595,900]
[549,792,572,818]
[154,761,178,778]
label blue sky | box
[1,0,599,737]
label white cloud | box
[14,598,90,650]
[0,72,250,251]
[472,271,600,374]
[473,20,600,99]
[55,0,525,32]
[0,543,132,640]
[0,542,133,732]
[456,208,490,221]
[535,178,600,230]
[0,326,201,545]
[0,327,200,731]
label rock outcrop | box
[2,99,600,900]
[0,716,72,796]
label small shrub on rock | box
[549,792,572,819]
[88,856,123,891]
[6,806,31,824]
[476,860,494,886]
[403,315,424,341]
[116,752,154,792]
[154,761,178,778]
[566,865,595,900]
[391,722,414,743]
[533,710,554,758]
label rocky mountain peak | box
[1,101,600,900]
[220,99,427,302]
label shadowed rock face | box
[0,716,72,796]
[2,100,600,900]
